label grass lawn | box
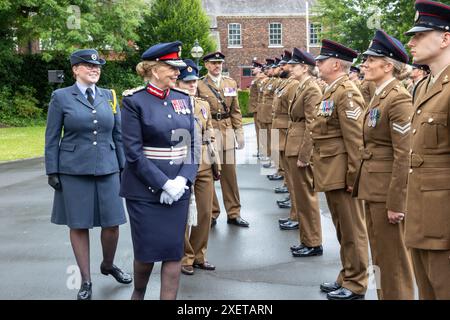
[0,126,46,162]
[242,117,254,125]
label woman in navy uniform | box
[120,42,198,300]
[176,59,220,275]
[353,30,415,299]
[45,49,132,300]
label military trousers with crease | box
[410,248,450,299]
[253,112,260,155]
[281,153,298,221]
[286,157,321,246]
[212,148,241,219]
[183,168,214,266]
[325,189,369,295]
[365,201,414,300]
[258,122,272,158]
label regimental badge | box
[368,108,380,128]
[317,100,335,117]
[187,66,193,72]
[215,53,220,58]
[201,107,207,119]
[91,54,97,61]
[415,10,420,23]
[223,87,237,97]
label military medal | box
[201,107,207,119]
[318,100,335,117]
[368,108,380,128]
[171,100,181,114]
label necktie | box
[86,88,94,105]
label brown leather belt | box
[410,153,450,168]
[211,113,230,120]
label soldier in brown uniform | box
[405,0,450,300]
[197,52,249,228]
[177,60,220,275]
[358,65,377,106]
[248,61,265,158]
[284,48,323,256]
[353,31,415,300]
[407,64,430,95]
[313,40,369,300]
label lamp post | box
[190,39,204,71]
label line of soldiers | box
[248,0,450,300]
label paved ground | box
[0,124,378,300]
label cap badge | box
[414,11,420,23]
[215,53,219,58]
[187,66,193,72]
[91,54,97,61]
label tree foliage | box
[136,0,216,60]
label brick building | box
[202,0,321,88]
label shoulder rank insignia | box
[122,86,145,97]
[392,122,411,135]
[368,108,380,128]
[345,106,362,120]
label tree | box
[0,0,150,61]
[136,0,216,62]
[312,0,450,58]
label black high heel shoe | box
[77,281,92,300]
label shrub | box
[238,89,249,117]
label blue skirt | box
[126,197,189,263]
[51,173,127,229]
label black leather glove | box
[48,174,61,190]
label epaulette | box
[122,86,145,97]
[171,87,190,95]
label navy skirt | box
[51,173,127,229]
[126,197,189,263]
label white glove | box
[159,191,174,205]
[163,176,188,201]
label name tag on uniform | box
[223,87,237,97]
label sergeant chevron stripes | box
[345,107,362,120]
[392,122,411,134]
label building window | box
[269,23,282,47]
[242,68,252,77]
[228,23,242,47]
[309,23,322,46]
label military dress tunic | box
[45,84,126,229]
[406,65,450,299]
[120,85,198,263]
[353,78,415,300]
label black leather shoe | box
[100,264,132,284]
[267,174,283,180]
[276,197,290,205]
[327,287,365,300]
[77,281,92,300]
[290,243,305,252]
[278,200,291,209]
[274,185,289,193]
[227,217,249,227]
[280,221,299,230]
[320,281,341,293]
[292,245,323,257]
[278,216,290,224]
[211,217,217,228]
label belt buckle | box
[216,113,222,120]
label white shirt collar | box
[374,77,396,96]
[76,82,96,98]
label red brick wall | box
[217,16,321,88]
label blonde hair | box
[136,60,166,82]
[308,65,318,77]
[383,57,409,80]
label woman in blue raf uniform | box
[120,42,198,300]
[45,49,132,300]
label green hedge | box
[0,53,143,127]
[238,89,249,117]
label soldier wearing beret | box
[197,51,249,227]
[45,49,132,300]
[312,39,369,300]
[120,41,198,299]
[354,30,415,300]
[405,0,450,300]
[284,48,323,256]
[177,59,220,275]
